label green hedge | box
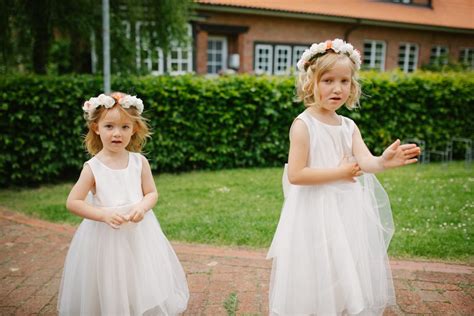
[1,71,473,186]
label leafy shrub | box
[1,71,473,186]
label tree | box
[0,0,193,74]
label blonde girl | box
[58,92,189,315]
[267,39,420,316]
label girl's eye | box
[123,126,130,129]
[105,125,113,128]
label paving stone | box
[411,280,461,291]
[395,289,432,314]
[1,209,473,315]
[425,301,459,315]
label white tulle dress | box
[58,152,189,316]
[267,110,396,316]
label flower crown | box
[82,93,144,115]
[296,39,361,72]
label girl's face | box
[95,106,135,153]
[316,58,352,112]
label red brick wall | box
[195,10,474,73]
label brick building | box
[130,0,474,75]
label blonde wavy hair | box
[84,92,151,155]
[296,52,361,109]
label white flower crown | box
[82,93,144,115]
[296,38,361,72]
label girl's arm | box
[66,165,127,228]
[352,124,420,173]
[287,119,362,185]
[128,155,159,222]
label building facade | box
[130,0,474,75]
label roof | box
[195,0,474,31]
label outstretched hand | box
[381,139,421,169]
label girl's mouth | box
[112,140,122,144]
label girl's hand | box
[339,156,363,182]
[381,139,421,169]
[101,210,128,229]
[128,206,147,223]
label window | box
[430,46,448,65]
[398,43,419,73]
[293,46,308,71]
[363,40,386,71]
[121,21,131,39]
[207,36,227,74]
[167,46,192,75]
[167,25,193,75]
[459,48,474,69]
[274,45,292,75]
[135,22,192,75]
[255,44,273,74]
[135,21,164,75]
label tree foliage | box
[0,0,193,74]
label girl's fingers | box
[404,158,418,165]
[399,143,417,150]
[388,139,401,150]
[403,147,421,155]
[132,214,143,222]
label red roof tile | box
[196,0,474,31]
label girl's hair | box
[84,92,151,155]
[296,52,361,109]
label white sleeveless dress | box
[58,152,189,316]
[267,110,396,316]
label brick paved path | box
[1,208,473,315]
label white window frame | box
[254,44,273,75]
[207,36,228,74]
[398,43,419,73]
[151,47,164,76]
[135,21,164,75]
[363,40,386,71]
[459,48,474,69]
[121,21,131,39]
[167,24,193,75]
[292,46,308,72]
[90,31,98,74]
[430,45,449,65]
[274,45,292,75]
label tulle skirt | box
[267,170,396,316]
[58,205,189,316]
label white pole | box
[102,0,111,93]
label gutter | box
[195,3,474,35]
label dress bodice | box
[296,109,355,168]
[86,152,143,208]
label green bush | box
[1,71,473,186]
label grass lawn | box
[0,162,472,262]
